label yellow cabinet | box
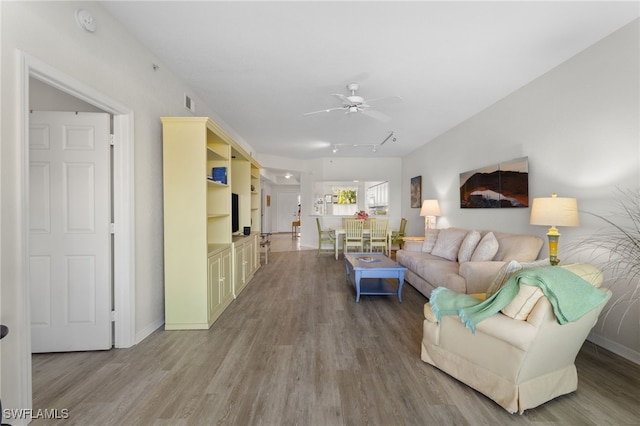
[233,234,259,297]
[207,246,233,326]
[162,117,260,330]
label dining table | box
[331,227,395,260]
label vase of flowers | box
[355,211,369,220]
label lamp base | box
[424,216,436,235]
[547,232,560,266]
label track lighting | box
[330,131,396,154]
[380,131,396,146]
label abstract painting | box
[460,157,529,208]
[410,176,422,208]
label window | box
[333,187,358,216]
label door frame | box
[17,52,136,400]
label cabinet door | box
[252,235,260,272]
[207,253,222,324]
[244,241,254,279]
[234,243,245,297]
[220,249,233,303]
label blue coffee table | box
[344,253,407,302]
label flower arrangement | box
[355,210,369,220]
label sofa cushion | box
[397,251,444,274]
[501,284,544,320]
[492,232,544,262]
[421,229,440,253]
[470,231,499,261]
[486,258,550,297]
[458,230,481,263]
[431,228,468,261]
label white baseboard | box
[135,318,165,345]
[587,332,640,365]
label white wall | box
[403,20,639,361]
[0,1,257,414]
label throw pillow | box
[487,260,520,297]
[431,228,469,261]
[470,231,499,261]
[501,283,544,320]
[421,229,440,253]
[457,230,481,263]
[486,258,551,297]
[560,263,603,288]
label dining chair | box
[316,218,336,256]
[390,218,408,251]
[369,218,389,254]
[344,218,365,253]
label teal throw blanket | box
[430,266,609,333]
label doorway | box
[17,52,136,408]
[277,192,301,233]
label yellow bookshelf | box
[161,117,261,329]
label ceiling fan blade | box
[303,106,345,116]
[365,95,403,106]
[361,109,392,122]
[332,93,351,105]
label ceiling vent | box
[184,94,196,113]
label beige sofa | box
[421,263,612,414]
[396,228,543,298]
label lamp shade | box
[420,200,442,217]
[530,194,579,227]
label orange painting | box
[460,158,528,208]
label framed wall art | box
[410,176,422,208]
[459,157,529,208]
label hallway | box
[268,232,315,253]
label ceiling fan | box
[304,82,402,122]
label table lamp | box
[420,200,442,234]
[530,193,579,265]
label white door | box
[29,111,112,352]
[277,192,300,233]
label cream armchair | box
[421,263,611,414]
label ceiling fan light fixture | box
[304,82,400,121]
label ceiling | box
[100,1,638,182]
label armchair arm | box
[321,230,335,240]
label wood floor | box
[31,237,640,425]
